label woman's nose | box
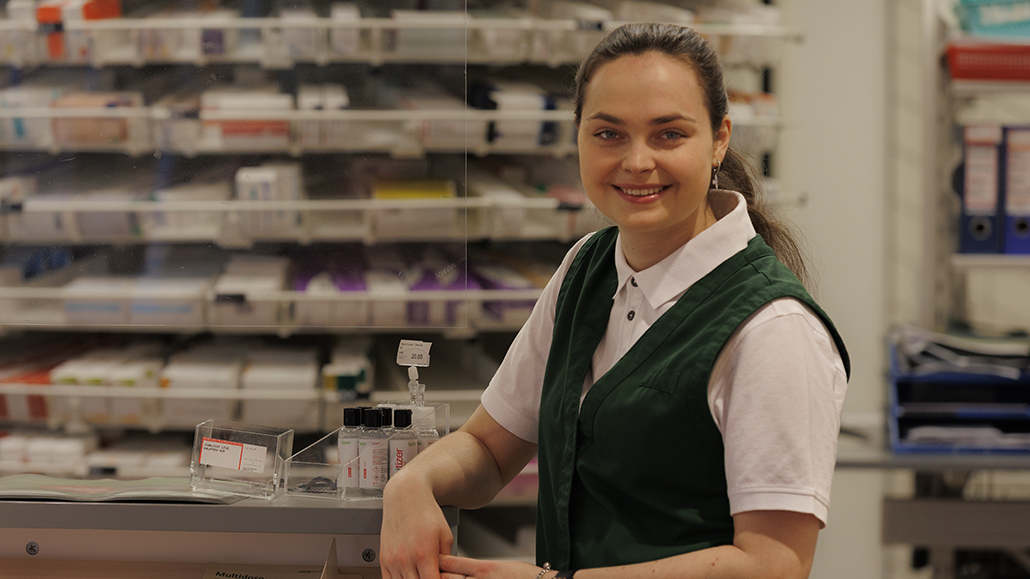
[622,140,656,174]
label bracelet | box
[534,563,552,579]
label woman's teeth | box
[619,186,665,196]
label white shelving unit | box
[920,2,1030,330]
[0,2,800,486]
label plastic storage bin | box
[947,41,1030,80]
[190,419,294,499]
[888,346,1030,454]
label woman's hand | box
[439,554,546,579]
[380,469,454,579]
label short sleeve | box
[480,233,595,443]
[708,298,848,527]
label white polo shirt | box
[481,190,848,527]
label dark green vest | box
[536,227,849,570]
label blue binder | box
[1004,127,1030,254]
[960,125,1004,253]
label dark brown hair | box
[573,22,809,286]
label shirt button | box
[630,277,638,287]
[627,311,635,321]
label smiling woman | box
[380,22,851,579]
[576,51,729,270]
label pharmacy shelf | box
[0,286,543,334]
[0,17,799,68]
[0,106,784,157]
[2,195,594,244]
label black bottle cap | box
[363,407,382,428]
[379,407,393,427]
[343,407,362,427]
[394,408,413,428]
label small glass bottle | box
[336,407,362,497]
[356,407,389,498]
[389,408,418,478]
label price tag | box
[199,437,267,474]
[396,339,431,367]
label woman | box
[381,22,849,579]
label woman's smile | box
[613,184,671,202]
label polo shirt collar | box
[612,190,757,309]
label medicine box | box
[240,356,320,430]
[329,3,361,56]
[159,358,242,428]
[129,277,210,327]
[201,89,294,150]
[51,92,146,147]
[372,179,459,239]
[389,10,466,59]
[63,277,134,326]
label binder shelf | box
[889,347,1030,454]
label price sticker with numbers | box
[397,340,432,367]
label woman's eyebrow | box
[651,114,697,125]
[587,112,624,125]
[586,112,698,125]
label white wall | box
[777,1,890,577]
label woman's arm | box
[380,405,538,579]
[439,510,820,579]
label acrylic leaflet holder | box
[190,420,295,500]
[283,403,449,501]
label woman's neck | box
[619,203,718,271]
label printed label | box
[389,438,418,478]
[396,339,432,367]
[338,437,359,488]
[358,438,389,490]
[964,126,1002,214]
[199,438,267,474]
[1008,129,1030,214]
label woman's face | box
[577,51,731,253]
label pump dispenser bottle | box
[356,407,389,498]
[388,408,418,477]
[337,407,362,496]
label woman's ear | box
[713,115,732,166]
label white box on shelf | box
[280,8,321,59]
[108,357,163,426]
[240,358,320,430]
[372,179,460,239]
[296,84,323,147]
[321,83,350,147]
[211,274,285,327]
[201,89,294,150]
[141,181,231,239]
[0,87,63,148]
[159,358,242,427]
[63,277,134,326]
[329,2,361,56]
[390,10,465,60]
[365,270,407,327]
[129,277,211,327]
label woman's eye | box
[661,130,685,141]
[595,130,619,140]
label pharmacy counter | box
[0,492,459,579]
